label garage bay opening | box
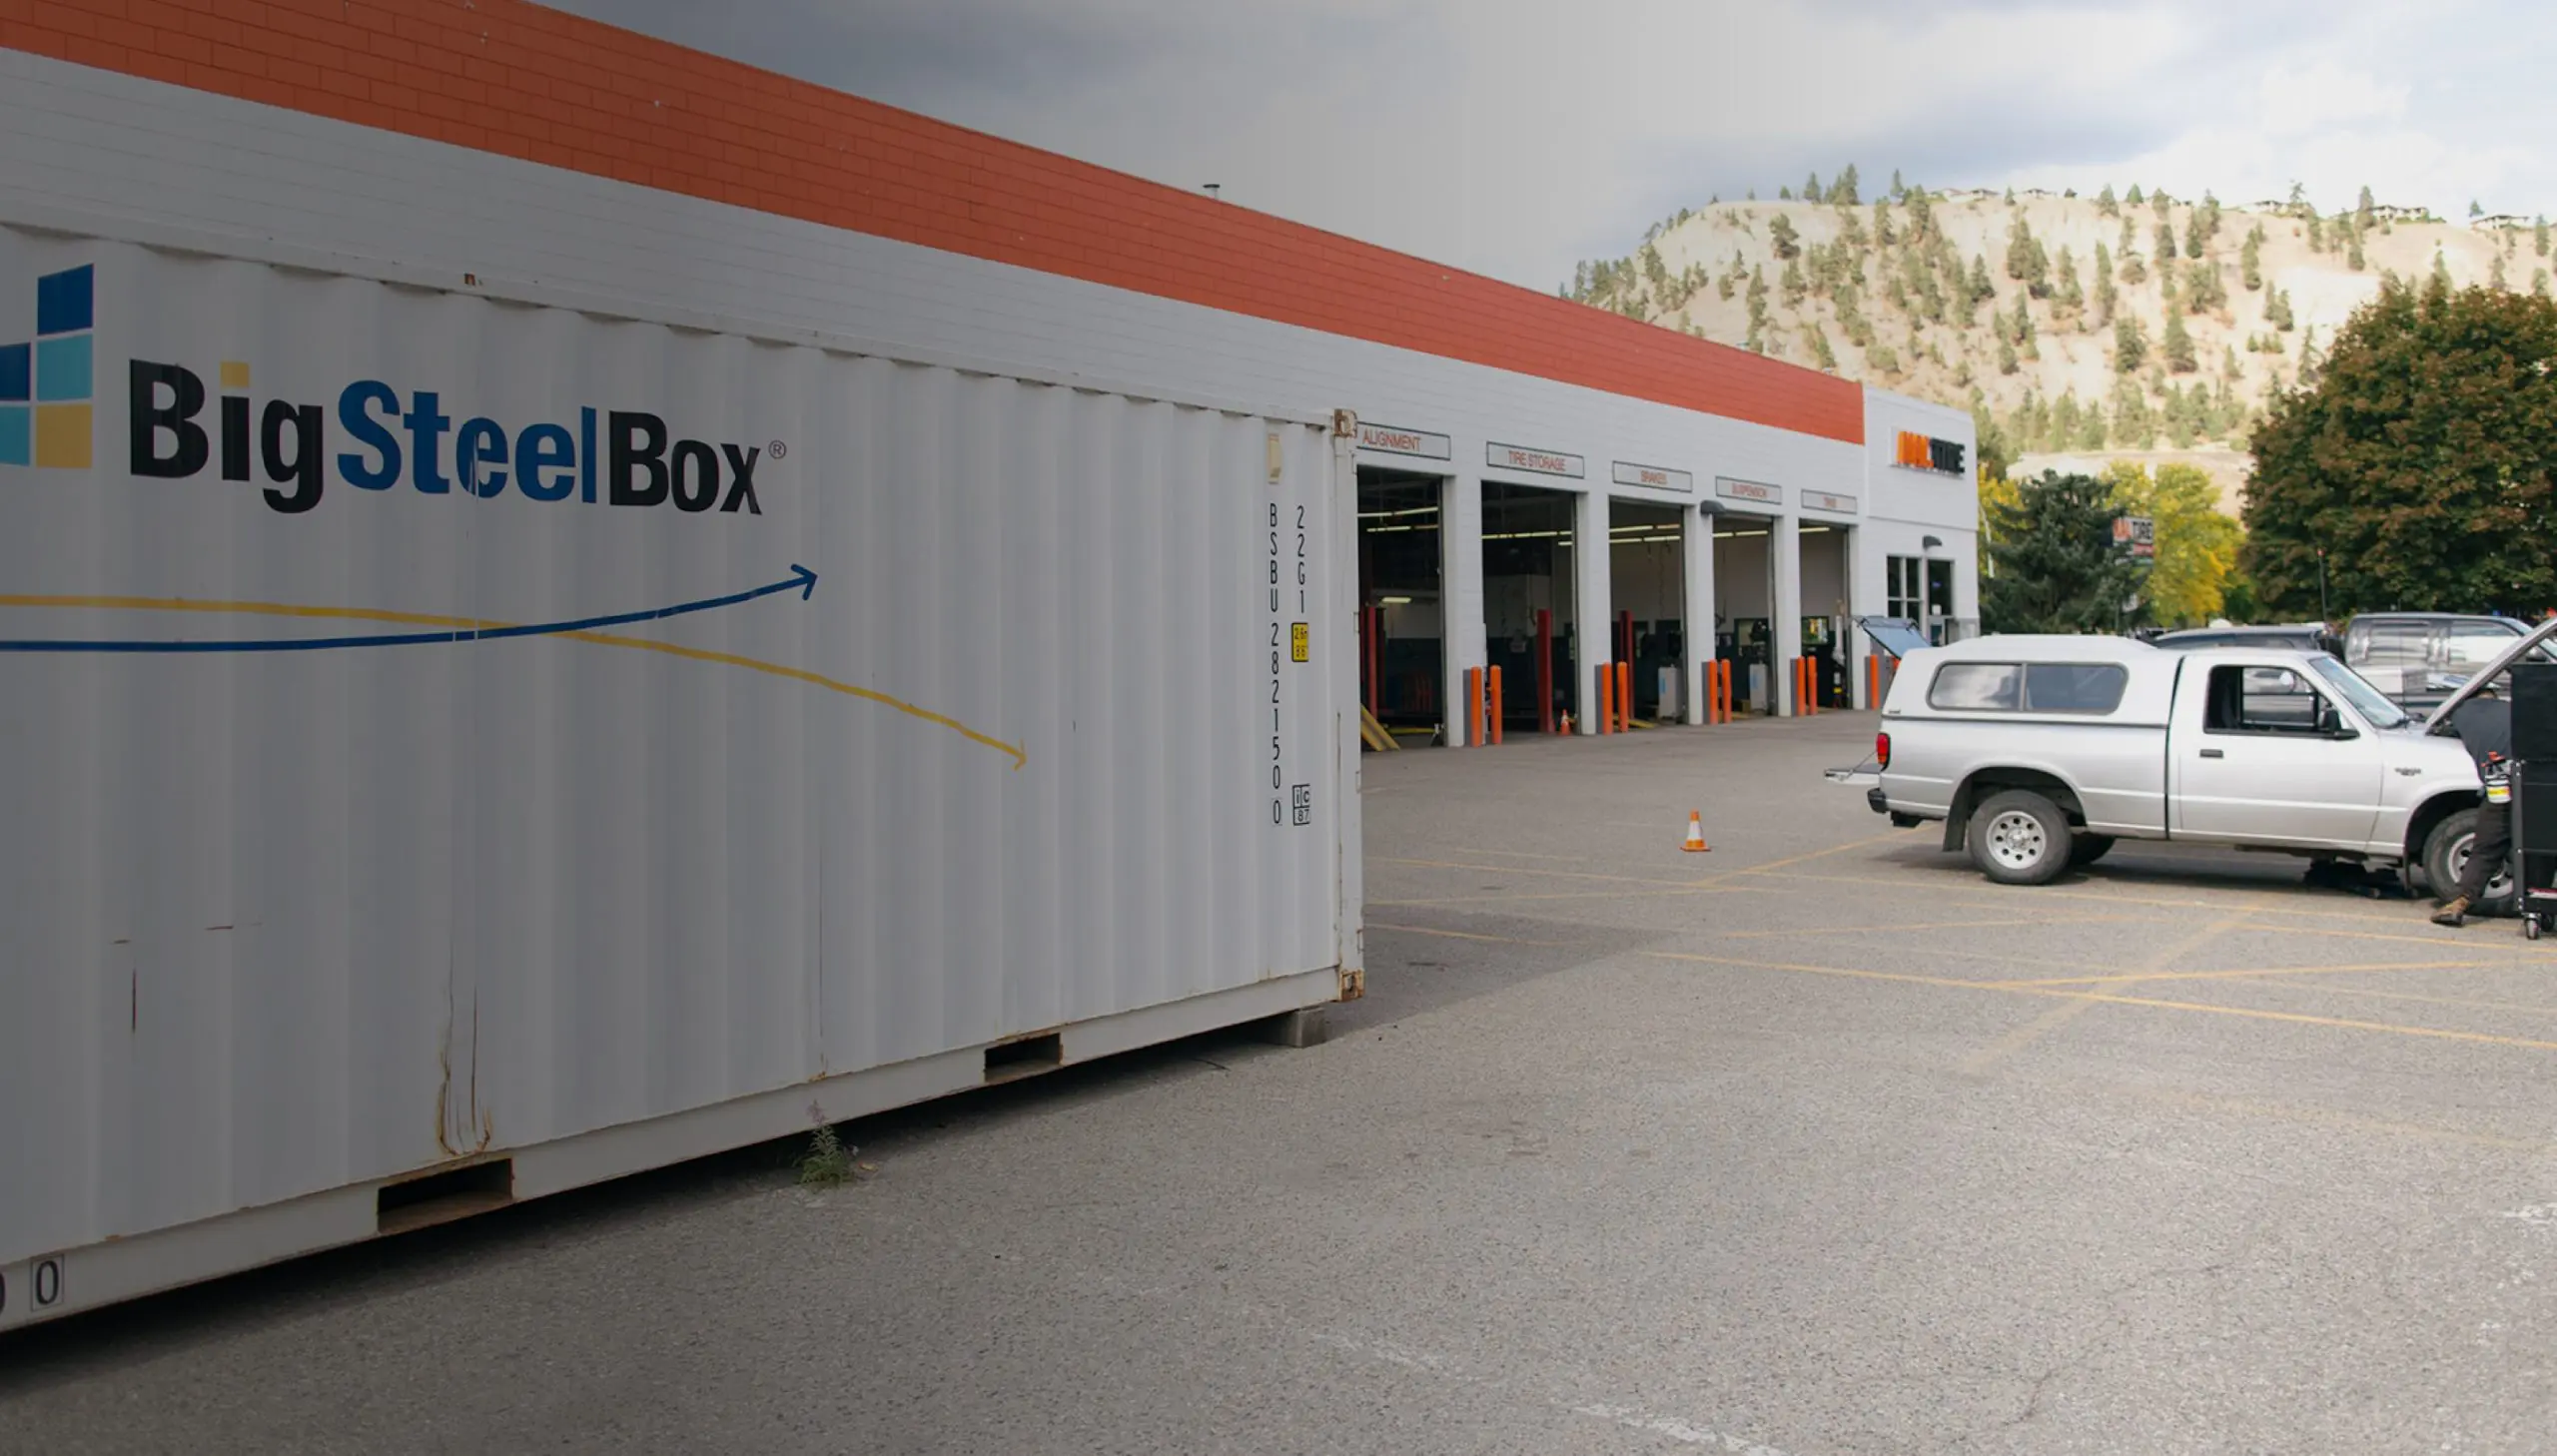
[1609,499,1687,724]
[1483,483,1578,733]
[1356,466,1446,743]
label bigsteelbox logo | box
[130,359,772,517]
[0,265,95,469]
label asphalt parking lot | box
[10,714,2557,1454]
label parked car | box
[2151,622,2341,657]
[1857,630,2525,907]
[2340,612,2543,715]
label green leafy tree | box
[2162,308,2197,372]
[1982,471,2151,633]
[2245,277,2557,616]
[2105,461,2242,626]
[2240,226,2264,290]
[2094,242,2119,322]
[2116,315,2148,371]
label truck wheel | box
[1969,790,2073,886]
[2424,809,2516,917]
[2070,834,2117,868]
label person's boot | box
[2433,896,2472,927]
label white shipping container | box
[0,224,1362,1326]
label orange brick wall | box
[0,0,1865,444]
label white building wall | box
[1860,388,1982,703]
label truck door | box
[2170,660,2384,848]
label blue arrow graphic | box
[0,564,818,654]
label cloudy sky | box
[545,0,2546,293]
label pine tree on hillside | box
[1833,164,1860,206]
[2241,226,2263,291]
[1872,200,1897,248]
[2184,212,2205,259]
[2151,187,2172,217]
[2537,269,2551,298]
[1999,338,2020,375]
[2472,200,2485,219]
[1779,186,1794,200]
[2306,212,2325,251]
[2055,244,2084,311]
[1806,173,1824,204]
[2432,248,2454,294]
[2163,309,2197,372]
[2097,184,2119,216]
[2094,242,2119,322]
[1908,188,1936,240]
[2153,221,2177,273]
[2491,251,2508,292]
[1807,324,1838,372]
[2539,215,2551,258]
[2116,316,2148,372]
[1769,213,1801,260]
[2346,226,2365,272]
[1890,168,1905,200]
[2356,185,2375,232]
[2265,287,2295,332]
[1967,254,1995,307]
[2127,184,2144,207]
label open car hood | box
[1857,617,1931,660]
[2422,614,2557,734]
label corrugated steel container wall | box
[0,227,1353,1271]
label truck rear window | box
[1928,662,2127,714]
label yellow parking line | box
[2006,959,2498,989]
[1724,915,2139,941]
[1365,922,1577,947]
[1374,857,1700,889]
[1642,947,2557,1057]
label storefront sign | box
[2113,515,2155,559]
[1487,441,1584,478]
[1355,421,1452,460]
[1714,476,1783,507]
[1610,460,1693,493]
[1801,489,1858,514]
[1894,430,1967,475]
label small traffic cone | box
[1681,810,1711,853]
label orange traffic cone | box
[1681,810,1711,853]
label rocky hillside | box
[1565,176,2547,501]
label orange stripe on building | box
[0,0,1864,444]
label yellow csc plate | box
[1290,622,1309,663]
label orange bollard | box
[1467,666,1485,748]
[1616,661,1632,731]
[1866,653,1880,710]
[1596,663,1614,734]
[1487,665,1504,745]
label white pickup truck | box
[1858,624,2550,908]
